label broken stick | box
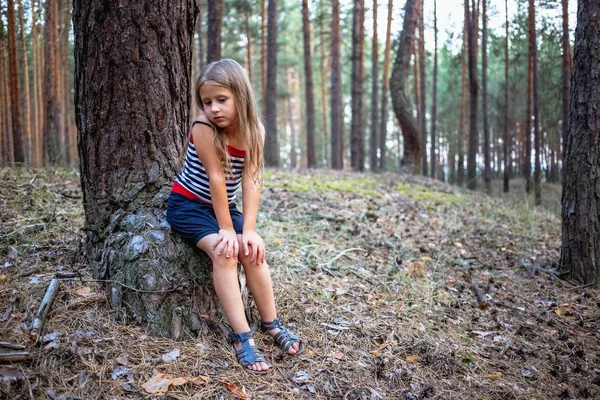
[29,278,60,343]
[471,283,489,309]
[0,352,29,363]
[0,342,26,350]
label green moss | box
[265,174,382,197]
[395,183,465,206]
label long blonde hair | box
[196,59,264,185]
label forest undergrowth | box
[1,167,598,400]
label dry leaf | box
[219,381,248,399]
[406,355,421,362]
[369,350,381,357]
[420,256,433,261]
[141,373,170,394]
[188,375,210,386]
[486,372,502,380]
[407,261,425,278]
[274,238,282,245]
[554,308,564,317]
[75,287,95,297]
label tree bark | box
[530,0,541,205]
[264,0,279,167]
[330,0,343,170]
[503,0,510,193]
[260,0,267,110]
[244,11,252,82]
[525,3,533,193]
[466,0,478,190]
[561,0,571,160]
[318,0,329,167]
[61,0,74,165]
[206,0,222,64]
[482,0,490,194]
[418,0,427,176]
[560,0,600,285]
[196,0,204,76]
[0,16,11,164]
[458,16,468,186]
[430,0,438,180]
[44,0,62,164]
[379,0,393,172]
[73,0,219,338]
[302,0,316,169]
[350,0,365,172]
[287,68,297,169]
[29,0,41,167]
[369,0,379,172]
[7,0,24,163]
[17,0,31,164]
[390,0,420,169]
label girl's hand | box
[213,229,239,259]
[242,230,265,265]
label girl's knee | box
[212,256,239,270]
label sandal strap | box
[228,327,255,344]
[260,317,284,333]
[229,328,267,368]
[261,317,302,352]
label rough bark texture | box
[482,0,490,194]
[44,0,61,164]
[330,0,343,170]
[302,0,316,169]
[390,0,420,169]
[418,0,427,176]
[466,0,479,190]
[350,0,365,172]
[206,0,222,64]
[60,0,73,164]
[17,0,31,164]
[264,0,279,167]
[430,0,438,180]
[503,0,509,193]
[378,0,393,172]
[561,0,571,159]
[369,0,378,172]
[8,0,24,163]
[560,0,600,285]
[72,0,228,338]
[530,0,541,205]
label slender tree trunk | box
[458,17,468,186]
[245,12,253,81]
[319,0,329,167]
[61,0,74,164]
[560,0,600,285]
[430,0,438,179]
[482,0,490,194]
[44,0,61,164]
[30,0,41,167]
[264,0,279,167]
[530,0,541,205]
[390,0,420,169]
[350,0,365,171]
[287,68,297,169]
[561,0,571,160]
[418,0,427,176]
[466,0,479,190]
[330,0,343,169]
[379,0,393,172]
[369,0,379,172]
[17,0,31,163]
[0,16,12,163]
[302,0,316,168]
[35,0,45,165]
[525,5,533,193]
[7,0,24,163]
[413,41,420,131]
[503,0,510,193]
[206,0,222,64]
[196,0,204,76]
[261,0,267,109]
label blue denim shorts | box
[166,192,244,245]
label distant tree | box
[44,0,61,164]
[30,0,42,167]
[17,0,30,163]
[350,0,365,171]
[206,0,223,64]
[466,0,479,190]
[503,0,510,193]
[196,1,204,76]
[7,0,24,163]
[561,0,571,158]
[260,0,267,108]
[0,13,11,163]
[418,0,427,176]
[560,0,600,285]
[302,0,316,168]
[378,0,393,172]
[458,16,468,186]
[330,0,343,169]
[529,0,541,205]
[318,0,329,166]
[391,0,420,169]
[430,0,438,180]
[264,0,279,166]
[369,0,379,172]
[482,0,490,193]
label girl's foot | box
[229,330,270,374]
[261,317,304,355]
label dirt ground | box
[1,167,598,400]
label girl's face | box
[200,83,238,133]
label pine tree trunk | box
[530,0,541,205]
[561,0,571,160]
[7,0,25,163]
[287,68,297,169]
[369,0,379,172]
[44,0,61,164]
[330,0,343,170]
[430,0,438,180]
[72,0,226,338]
[260,0,267,110]
[244,11,252,82]
[350,0,365,172]
[0,16,10,164]
[378,0,393,172]
[35,0,45,166]
[196,0,204,77]
[458,16,468,186]
[319,0,329,167]
[264,0,279,167]
[525,2,533,193]
[503,0,509,193]
[560,0,600,285]
[302,0,316,168]
[418,0,427,176]
[61,0,73,164]
[466,0,479,190]
[206,0,222,64]
[17,0,31,164]
[390,0,420,169]
[29,0,41,167]
[482,0,490,194]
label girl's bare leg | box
[197,234,269,372]
[237,235,300,354]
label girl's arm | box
[241,173,265,264]
[192,123,238,259]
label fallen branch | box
[0,352,29,363]
[471,283,489,309]
[329,248,365,265]
[30,279,60,343]
[54,271,80,279]
[0,342,26,350]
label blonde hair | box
[195,59,264,185]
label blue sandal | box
[261,317,304,355]
[229,329,270,374]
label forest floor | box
[1,167,599,400]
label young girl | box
[166,59,302,374]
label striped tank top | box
[172,121,246,204]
